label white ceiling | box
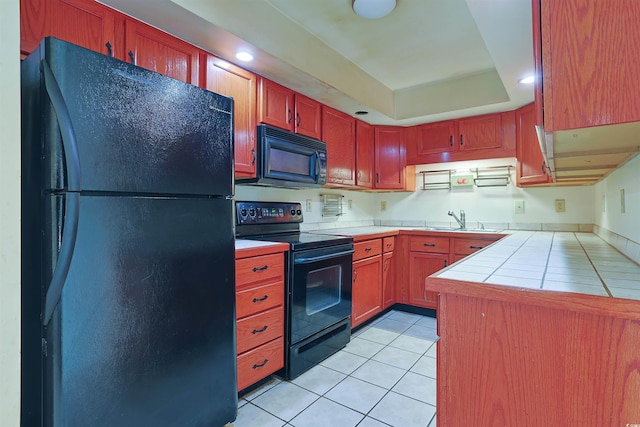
[100,0,535,126]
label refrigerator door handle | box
[42,59,82,325]
[42,60,82,192]
[43,192,80,325]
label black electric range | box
[235,201,354,379]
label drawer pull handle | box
[364,247,372,252]
[253,359,269,369]
[386,243,392,247]
[252,295,269,303]
[253,265,269,272]
[469,245,484,249]
[423,243,436,247]
[252,325,268,334]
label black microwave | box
[237,124,327,188]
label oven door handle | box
[294,249,354,264]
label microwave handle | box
[314,151,320,181]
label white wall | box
[235,185,378,229]
[594,154,640,243]
[0,0,22,425]
[378,179,595,229]
[237,164,596,231]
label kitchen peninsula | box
[426,230,640,426]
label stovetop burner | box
[235,201,353,251]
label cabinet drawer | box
[236,282,284,319]
[237,337,284,392]
[454,238,496,255]
[236,253,284,288]
[353,239,382,261]
[409,236,450,253]
[236,306,284,354]
[382,236,395,253]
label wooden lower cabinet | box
[351,239,383,328]
[430,279,640,426]
[382,252,395,309]
[408,252,448,309]
[352,256,383,327]
[235,248,286,392]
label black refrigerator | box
[21,37,237,427]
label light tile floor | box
[233,310,438,427]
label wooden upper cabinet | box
[407,111,515,164]
[355,120,374,189]
[516,103,551,186]
[374,126,406,190]
[417,120,457,155]
[457,113,502,151]
[322,106,356,187]
[257,78,322,139]
[21,0,116,57]
[258,77,294,131]
[202,53,257,178]
[124,18,199,84]
[537,0,640,131]
[294,94,322,139]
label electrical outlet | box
[555,199,566,213]
[514,200,525,214]
[380,201,387,212]
[306,199,312,212]
[348,199,353,210]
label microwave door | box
[264,139,318,184]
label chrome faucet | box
[448,210,466,229]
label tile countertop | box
[433,230,640,300]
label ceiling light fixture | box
[518,75,535,84]
[235,51,254,62]
[353,0,397,19]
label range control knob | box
[290,209,296,216]
[296,209,302,216]
[249,208,256,218]
[240,208,248,218]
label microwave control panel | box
[236,201,303,225]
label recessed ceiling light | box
[518,75,535,84]
[235,51,254,62]
[353,0,396,19]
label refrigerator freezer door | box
[41,195,237,426]
[36,37,233,197]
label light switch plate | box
[306,199,312,212]
[514,200,525,214]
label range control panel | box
[236,201,303,225]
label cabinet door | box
[458,113,502,151]
[257,78,294,131]
[374,126,406,189]
[295,94,322,139]
[541,0,640,130]
[21,0,116,57]
[124,19,199,84]
[322,106,356,187]
[516,103,550,185]
[203,53,257,178]
[356,120,374,189]
[409,252,448,309]
[417,120,457,155]
[352,256,382,328]
[382,252,395,309]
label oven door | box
[289,244,353,344]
